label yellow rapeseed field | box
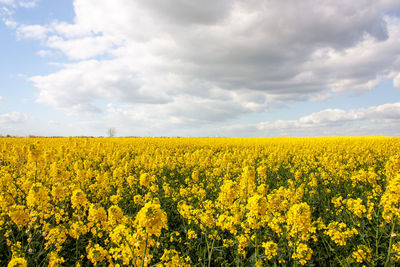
[1,137,400,266]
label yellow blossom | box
[135,200,168,237]
[262,241,278,260]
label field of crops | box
[0,137,400,266]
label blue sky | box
[1,0,400,137]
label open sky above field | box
[1,0,400,137]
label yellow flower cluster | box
[392,242,400,262]
[351,245,372,264]
[0,136,399,266]
[381,173,400,223]
[262,241,278,260]
[345,198,366,218]
[87,243,108,264]
[135,200,168,237]
[286,202,315,242]
[292,243,313,265]
[324,222,358,246]
[160,249,191,267]
[7,242,27,267]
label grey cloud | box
[10,0,400,129]
[138,0,233,25]
[165,98,248,124]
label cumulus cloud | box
[98,102,400,137]
[16,24,48,39]
[218,102,400,137]
[394,73,400,89]
[0,112,28,124]
[7,0,400,134]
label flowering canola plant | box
[0,136,400,266]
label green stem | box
[376,224,380,258]
[208,238,215,267]
[255,233,258,264]
[125,237,136,267]
[203,232,207,267]
[384,221,396,267]
[75,237,79,261]
[202,227,216,267]
[35,161,37,183]
[141,233,149,267]
[321,236,346,266]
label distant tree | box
[107,128,116,137]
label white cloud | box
[219,102,400,137]
[18,0,38,8]
[37,49,52,57]
[394,73,400,89]
[6,0,400,135]
[0,112,28,124]
[0,96,3,101]
[0,0,39,8]
[0,0,14,5]
[3,18,16,27]
[99,102,400,137]
[16,24,48,40]
[46,34,116,60]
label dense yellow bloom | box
[140,173,152,188]
[109,224,130,245]
[51,183,67,203]
[345,198,366,218]
[88,204,107,228]
[110,195,121,204]
[108,205,125,226]
[292,243,313,265]
[239,167,256,199]
[381,174,400,223]
[135,200,168,237]
[68,220,88,239]
[262,241,278,260]
[218,179,237,206]
[325,222,358,246]
[1,137,400,266]
[286,202,315,242]
[8,205,29,228]
[45,226,67,252]
[246,194,267,219]
[237,234,249,256]
[48,251,65,267]
[7,257,27,267]
[87,244,108,265]
[8,242,27,267]
[70,189,88,210]
[26,183,50,208]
